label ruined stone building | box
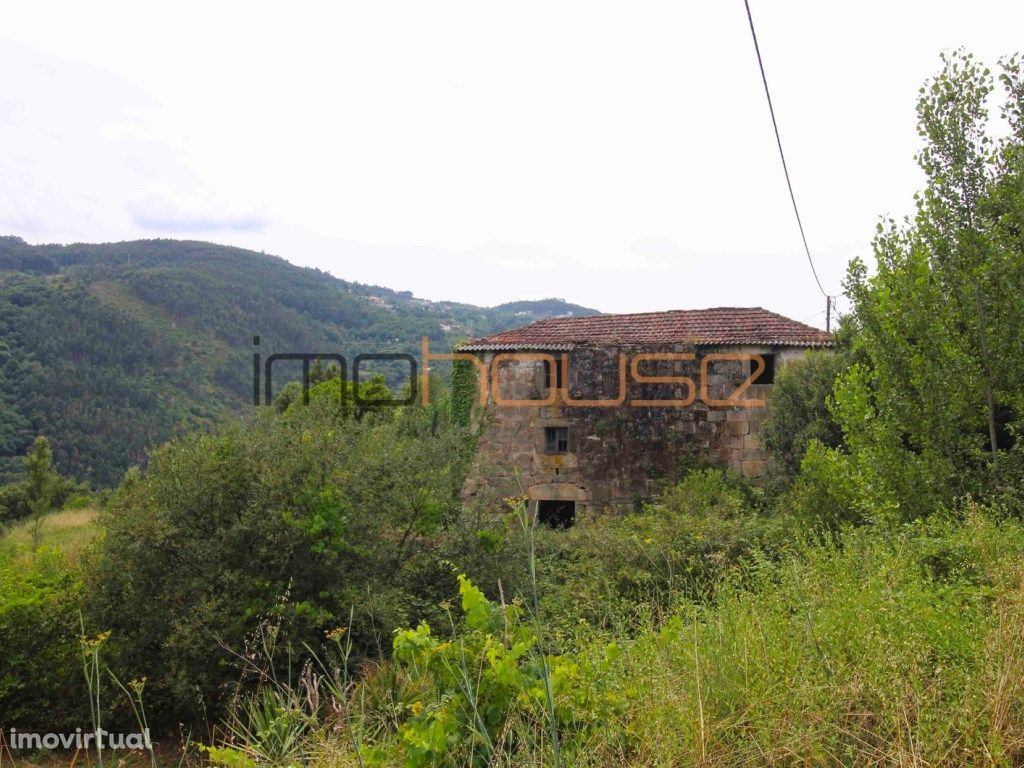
[456,307,833,525]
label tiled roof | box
[457,307,833,350]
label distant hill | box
[0,236,598,485]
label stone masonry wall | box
[461,343,808,518]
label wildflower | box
[410,701,424,716]
[80,630,112,651]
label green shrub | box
[390,573,626,767]
[538,469,793,637]
[0,547,89,728]
[759,351,847,479]
[86,388,485,725]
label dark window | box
[537,500,576,529]
[542,357,565,390]
[750,353,775,385]
[544,426,569,453]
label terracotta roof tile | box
[457,307,833,350]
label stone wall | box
[461,343,809,517]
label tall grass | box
[1,506,99,565]
[204,507,1024,767]
[608,512,1024,765]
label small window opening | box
[537,500,576,529]
[542,358,565,390]
[544,426,569,453]
[750,353,776,385]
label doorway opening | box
[537,499,576,529]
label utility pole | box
[825,296,832,333]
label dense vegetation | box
[0,236,596,486]
[2,50,1024,766]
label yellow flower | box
[80,630,113,651]
[410,701,424,716]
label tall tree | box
[915,50,1000,477]
[809,51,1024,521]
[25,436,59,550]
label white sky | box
[2,2,1022,327]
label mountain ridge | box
[0,235,599,485]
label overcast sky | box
[3,2,1022,326]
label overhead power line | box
[741,0,830,300]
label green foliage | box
[24,436,57,511]
[272,369,394,417]
[760,352,847,478]
[10,50,1024,766]
[448,358,477,429]
[0,547,89,728]
[196,506,1024,766]
[391,574,624,767]
[0,508,98,562]
[0,270,206,487]
[0,481,31,523]
[198,744,257,768]
[0,438,90,524]
[0,236,597,486]
[86,385,483,724]
[609,509,1024,765]
[222,687,313,766]
[538,469,792,636]
[809,51,1024,522]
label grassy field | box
[0,507,99,563]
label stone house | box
[456,307,832,525]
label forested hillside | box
[0,236,596,485]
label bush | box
[389,573,627,767]
[0,547,89,729]
[760,351,846,479]
[0,475,90,524]
[538,469,794,637]
[86,389,485,725]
